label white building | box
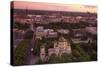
[35,28,57,39]
[57,29,69,34]
[40,46,46,62]
[85,27,97,35]
[35,26,45,39]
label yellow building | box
[40,37,72,61]
[49,37,71,56]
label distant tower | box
[40,46,45,62]
[30,24,33,31]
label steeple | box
[40,45,45,62]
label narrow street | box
[24,36,39,65]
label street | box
[24,37,39,65]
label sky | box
[13,1,97,13]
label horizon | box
[12,1,97,13]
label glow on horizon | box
[13,1,97,13]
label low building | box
[57,29,69,34]
[13,29,25,40]
[71,38,91,44]
[35,31,46,40]
[85,27,97,35]
[35,28,57,39]
[45,32,58,38]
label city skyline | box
[11,1,97,66]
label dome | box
[58,37,67,42]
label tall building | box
[40,46,46,62]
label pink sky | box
[13,1,97,13]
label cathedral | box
[40,37,72,61]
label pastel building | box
[40,37,72,61]
[48,37,71,56]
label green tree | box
[13,22,30,30]
[74,45,91,61]
[14,39,30,65]
[35,58,44,64]
[72,49,81,57]
[48,54,61,63]
[61,53,73,63]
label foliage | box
[35,58,44,64]
[13,22,30,30]
[47,54,61,63]
[14,39,30,65]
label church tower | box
[40,46,45,62]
